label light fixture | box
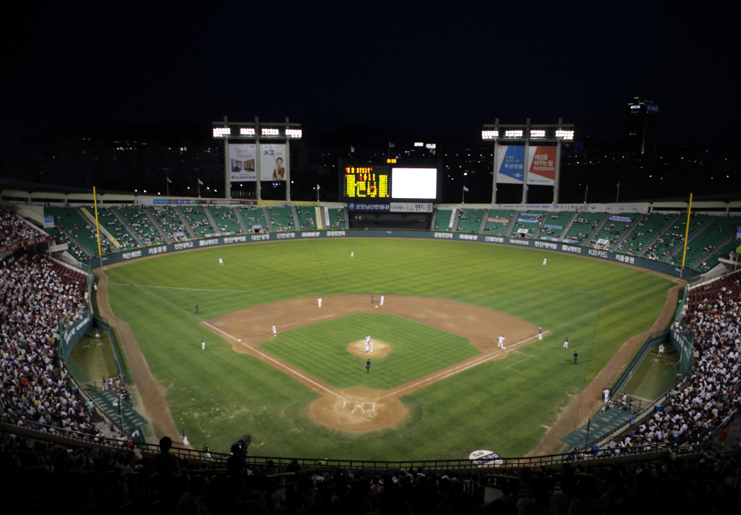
[262,128,280,136]
[530,130,546,138]
[285,129,302,138]
[482,130,499,139]
[505,130,523,138]
[240,128,256,136]
[213,127,231,137]
[555,130,574,140]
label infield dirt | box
[204,295,541,432]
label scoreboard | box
[343,166,390,199]
[341,165,441,202]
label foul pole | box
[93,186,103,267]
[680,193,693,279]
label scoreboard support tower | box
[482,118,574,204]
[212,116,302,201]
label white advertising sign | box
[229,144,257,182]
[260,144,287,181]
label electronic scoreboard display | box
[341,165,441,202]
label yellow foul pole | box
[681,193,693,270]
[93,186,103,260]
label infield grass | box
[261,313,478,390]
[104,238,676,459]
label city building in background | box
[624,97,659,156]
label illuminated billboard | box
[229,144,256,182]
[496,146,525,183]
[526,147,556,185]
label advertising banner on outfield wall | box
[87,229,699,280]
[229,144,256,182]
[526,147,556,185]
[495,146,525,183]
[490,204,649,213]
[260,144,287,181]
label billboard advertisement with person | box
[260,144,287,181]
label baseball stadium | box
[2,149,741,511]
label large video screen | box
[391,168,437,199]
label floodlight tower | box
[212,116,302,201]
[482,118,574,204]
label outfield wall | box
[84,229,700,279]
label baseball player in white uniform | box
[351,252,354,258]
[202,338,205,350]
[273,325,277,337]
[369,338,373,354]
[219,258,223,266]
[365,335,370,354]
[318,297,322,308]
[538,328,543,341]
[497,335,505,349]
[380,296,384,306]
[563,337,569,348]
[542,258,547,266]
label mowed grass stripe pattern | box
[105,238,675,459]
[261,313,479,390]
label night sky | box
[3,1,736,144]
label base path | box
[205,295,543,432]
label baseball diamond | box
[96,237,681,460]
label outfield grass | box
[105,238,675,459]
[261,313,479,390]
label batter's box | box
[342,401,355,411]
[362,402,375,412]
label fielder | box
[538,328,543,340]
[657,343,664,357]
[351,252,354,258]
[380,295,384,306]
[563,337,569,348]
[202,338,205,350]
[497,335,506,349]
[219,258,223,266]
[543,258,547,266]
[273,325,277,337]
[318,297,322,308]
[369,338,373,354]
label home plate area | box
[343,400,376,419]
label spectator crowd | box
[1,210,43,245]
[0,252,104,442]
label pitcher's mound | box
[347,340,391,357]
